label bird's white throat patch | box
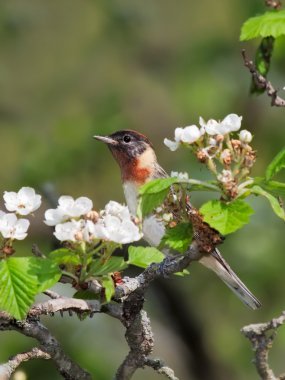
[123,181,139,216]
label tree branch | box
[0,347,50,380]
[242,49,285,107]
[0,317,92,380]
[114,242,202,379]
[241,311,285,380]
[0,241,201,380]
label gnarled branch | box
[241,311,285,380]
[242,49,285,107]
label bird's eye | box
[123,135,131,143]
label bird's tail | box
[199,249,261,310]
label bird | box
[94,129,261,310]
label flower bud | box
[220,149,232,165]
[162,213,173,222]
[239,129,252,143]
[215,134,224,143]
[85,210,99,222]
[196,149,208,163]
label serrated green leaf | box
[102,276,115,302]
[48,248,81,265]
[0,257,61,319]
[251,185,285,220]
[88,257,127,276]
[139,190,168,217]
[254,177,285,197]
[240,10,285,41]
[161,222,193,253]
[200,200,254,235]
[32,258,62,292]
[139,178,177,195]
[265,148,285,181]
[138,178,177,217]
[128,246,164,268]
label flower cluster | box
[45,197,142,244]
[0,187,42,242]
[165,113,255,200]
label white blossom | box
[171,171,189,180]
[44,195,93,226]
[164,138,179,152]
[0,212,30,240]
[4,187,41,216]
[92,201,142,244]
[180,125,203,143]
[54,220,82,242]
[164,125,203,151]
[221,114,242,133]
[199,114,242,136]
[239,129,252,143]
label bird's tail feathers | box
[199,249,261,310]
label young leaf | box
[251,185,285,220]
[49,248,81,265]
[254,177,285,197]
[0,257,61,319]
[265,148,285,181]
[102,276,115,302]
[139,178,177,217]
[31,258,62,292]
[200,200,254,235]
[139,177,178,195]
[240,10,285,41]
[128,246,164,268]
[88,257,127,276]
[161,222,193,253]
[139,191,169,217]
[174,269,190,277]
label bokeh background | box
[0,0,285,379]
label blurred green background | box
[0,0,285,379]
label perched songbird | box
[94,130,261,309]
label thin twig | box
[242,49,285,107]
[0,347,50,380]
[241,311,285,380]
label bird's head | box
[94,130,158,184]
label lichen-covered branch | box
[0,347,50,380]
[0,241,202,380]
[0,317,92,380]
[113,242,202,379]
[241,311,285,380]
[242,49,285,107]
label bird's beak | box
[93,135,118,145]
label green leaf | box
[200,200,254,235]
[265,148,285,181]
[88,257,127,276]
[48,248,81,265]
[161,222,193,253]
[128,246,164,268]
[174,269,190,277]
[102,276,115,302]
[253,177,285,197]
[139,177,178,195]
[240,10,285,41]
[32,258,62,292]
[251,185,285,220]
[73,290,99,300]
[139,178,177,217]
[0,257,61,319]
